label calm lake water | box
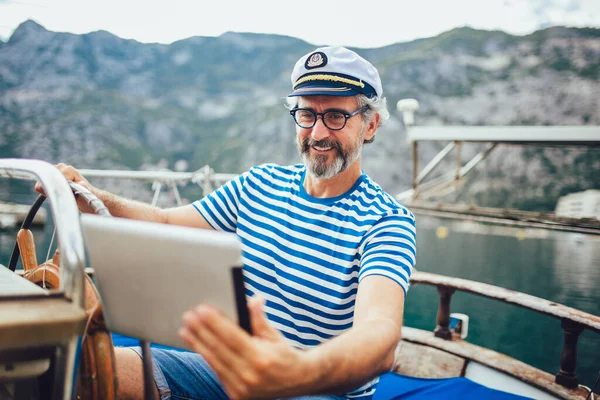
[1,212,599,388]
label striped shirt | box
[193,163,417,397]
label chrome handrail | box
[0,158,85,308]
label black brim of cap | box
[288,86,361,97]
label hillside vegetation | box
[1,21,598,209]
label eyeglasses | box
[290,105,369,130]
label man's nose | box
[311,117,330,141]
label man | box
[43,46,416,400]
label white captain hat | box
[289,46,382,98]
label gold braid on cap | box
[294,74,365,89]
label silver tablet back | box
[80,214,243,350]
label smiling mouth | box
[312,145,333,152]
[301,138,340,155]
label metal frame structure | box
[395,99,600,231]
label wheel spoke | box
[16,229,38,272]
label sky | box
[0,0,599,48]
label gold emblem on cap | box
[307,53,325,68]
[294,74,365,89]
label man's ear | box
[364,113,380,142]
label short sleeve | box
[358,213,417,294]
[192,171,248,232]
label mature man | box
[44,46,416,400]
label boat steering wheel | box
[7,182,117,400]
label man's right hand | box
[35,163,96,213]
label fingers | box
[35,163,94,205]
[181,311,240,368]
[185,305,255,356]
[248,295,265,309]
[178,326,248,398]
[34,181,46,196]
[55,163,91,190]
[248,295,281,341]
[34,163,90,196]
[180,308,259,399]
[179,303,296,400]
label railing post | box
[455,141,462,181]
[203,165,213,196]
[555,319,584,388]
[411,141,419,196]
[170,182,183,206]
[151,181,162,207]
[434,286,456,340]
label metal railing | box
[79,166,239,207]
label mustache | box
[300,138,343,154]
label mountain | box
[1,20,599,209]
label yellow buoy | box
[516,229,526,241]
[436,226,449,239]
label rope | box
[80,297,100,345]
[42,227,57,289]
[584,370,600,400]
[68,181,111,217]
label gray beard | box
[298,137,363,180]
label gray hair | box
[285,95,390,144]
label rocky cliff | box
[1,21,598,209]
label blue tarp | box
[373,372,533,400]
[112,332,188,352]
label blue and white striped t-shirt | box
[193,163,416,397]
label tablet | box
[80,214,249,350]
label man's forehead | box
[298,96,359,109]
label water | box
[1,213,599,388]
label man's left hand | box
[179,296,314,400]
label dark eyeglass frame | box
[289,105,369,130]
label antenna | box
[396,98,420,127]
